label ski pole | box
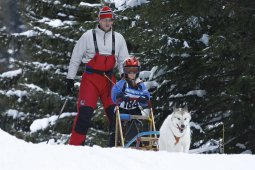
[46,95,69,144]
[103,73,123,90]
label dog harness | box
[174,136,180,145]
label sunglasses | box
[124,67,140,74]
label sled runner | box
[115,98,159,150]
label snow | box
[12,30,38,37]
[144,81,159,90]
[32,61,54,70]
[5,109,25,119]
[183,41,190,48]
[200,34,209,46]
[0,129,254,170]
[38,17,75,28]
[170,90,206,98]
[79,2,101,7]
[30,112,77,133]
[139,70,152,81]
[187,90,206,97]
[0,26,7,31]
[53,0,61,5]
[0,68,22,78]
[48,19,64,27]
[22,83,43,91]
[109,0,149,10]
[236,143,246,149]
[186,16,201,29]
[5,89,28,102]
[8,49,14,54]
[167,37,180,46]
[34,26,53,36]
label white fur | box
[159,108,191,153]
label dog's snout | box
[181,124,185,129]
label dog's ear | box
[184,105,188,112]
[173,103,177,112]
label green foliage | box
[119,0,255,153]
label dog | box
[158,106,191,153]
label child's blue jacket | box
[111,79,150,109]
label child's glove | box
[138,96,149,103]
[117,93,130,102]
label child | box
[111,56,150,116]
[111,56,150,142]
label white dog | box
[159,106,191,153]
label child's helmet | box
[123,56,141,78]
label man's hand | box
[66,79,74,95]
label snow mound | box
[0,129,254,170]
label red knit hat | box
[98,6,114,20]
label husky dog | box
[159,106,191,153]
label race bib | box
[119,100,138,110]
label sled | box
[115,99,159,151]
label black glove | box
[66,79,74,95]
[117,93,130,102]
[138,96,149,103]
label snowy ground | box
[0,129,254,170]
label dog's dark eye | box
[177,118,181,120]
[184,118,187,120]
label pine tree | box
[1,0,111,146]
[120,0,255,153]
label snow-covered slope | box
[0,129,254,170]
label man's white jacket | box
[67,26,129,79]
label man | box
[66,6,129,146]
